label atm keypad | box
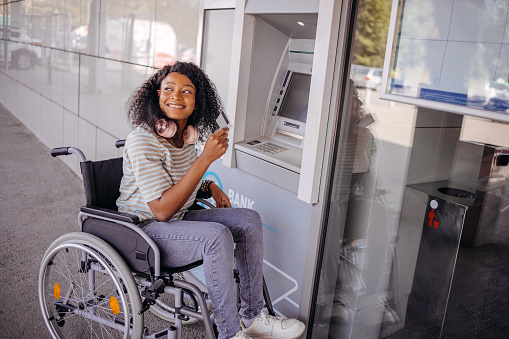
[253,142,288,154]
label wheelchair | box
[38,141,275,339]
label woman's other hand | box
[210,183,231,208]
[201,127,229,164]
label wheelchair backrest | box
[80,157,123,211]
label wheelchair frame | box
[38,144,275,339]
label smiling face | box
[157,72,196,126]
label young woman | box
[117,62,305,339]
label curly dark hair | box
[126,62,222,141]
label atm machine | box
[234,39,314,193]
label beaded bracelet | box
[200,179,214,193]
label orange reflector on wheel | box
[54,283,61,299]
[109,296,120,314]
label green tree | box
[352,0,392,68]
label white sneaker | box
[241,311,306,339]
[233,330,253,338]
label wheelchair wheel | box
[149,271,212,325]
[38,232,144,339]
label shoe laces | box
[259,311,282,326]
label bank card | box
[217,110,231,129]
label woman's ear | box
[157,89,161,97]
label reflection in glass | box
[386,0,509,117]
[311,0,509,338]
[2,0,202,76]
[155,0,201,66]
[1,0,204,170]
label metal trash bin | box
[450,142,509,246]
[386,181,476,337]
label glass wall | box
[311,0,509,338]
[0,0,202,173]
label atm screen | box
[278,73,311,123]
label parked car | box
[0,28,42,70]
[350,65,383,90]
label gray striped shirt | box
[117,126,200,221]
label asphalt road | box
[0,104,207,338]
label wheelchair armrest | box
[80,206,140,225]
[196,190,212,199]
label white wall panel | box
[1,76,18,118]
[63,52,80,115]
[96,128,119,161]
[201,9,235,111]
[31,46,43,94]
[39,50,52,102]
[79,55,100,126]
[78,117,97,161]
[17,83,30,125]
[17,59,30,87]
[4,41,16,79]
[123,0,156,66]
[65,0,82,51]
[27,90,42,139]
[39,98,64,150]
[96,59,124,137]
[84,0,101,56]
[99,0,125,61]
[63,109,80,175]
[50,50,65,107]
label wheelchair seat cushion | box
[82,216,204,276]
[83,217,155,276]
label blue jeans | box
[142,208,265,338]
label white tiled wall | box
[1,0,202,176]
